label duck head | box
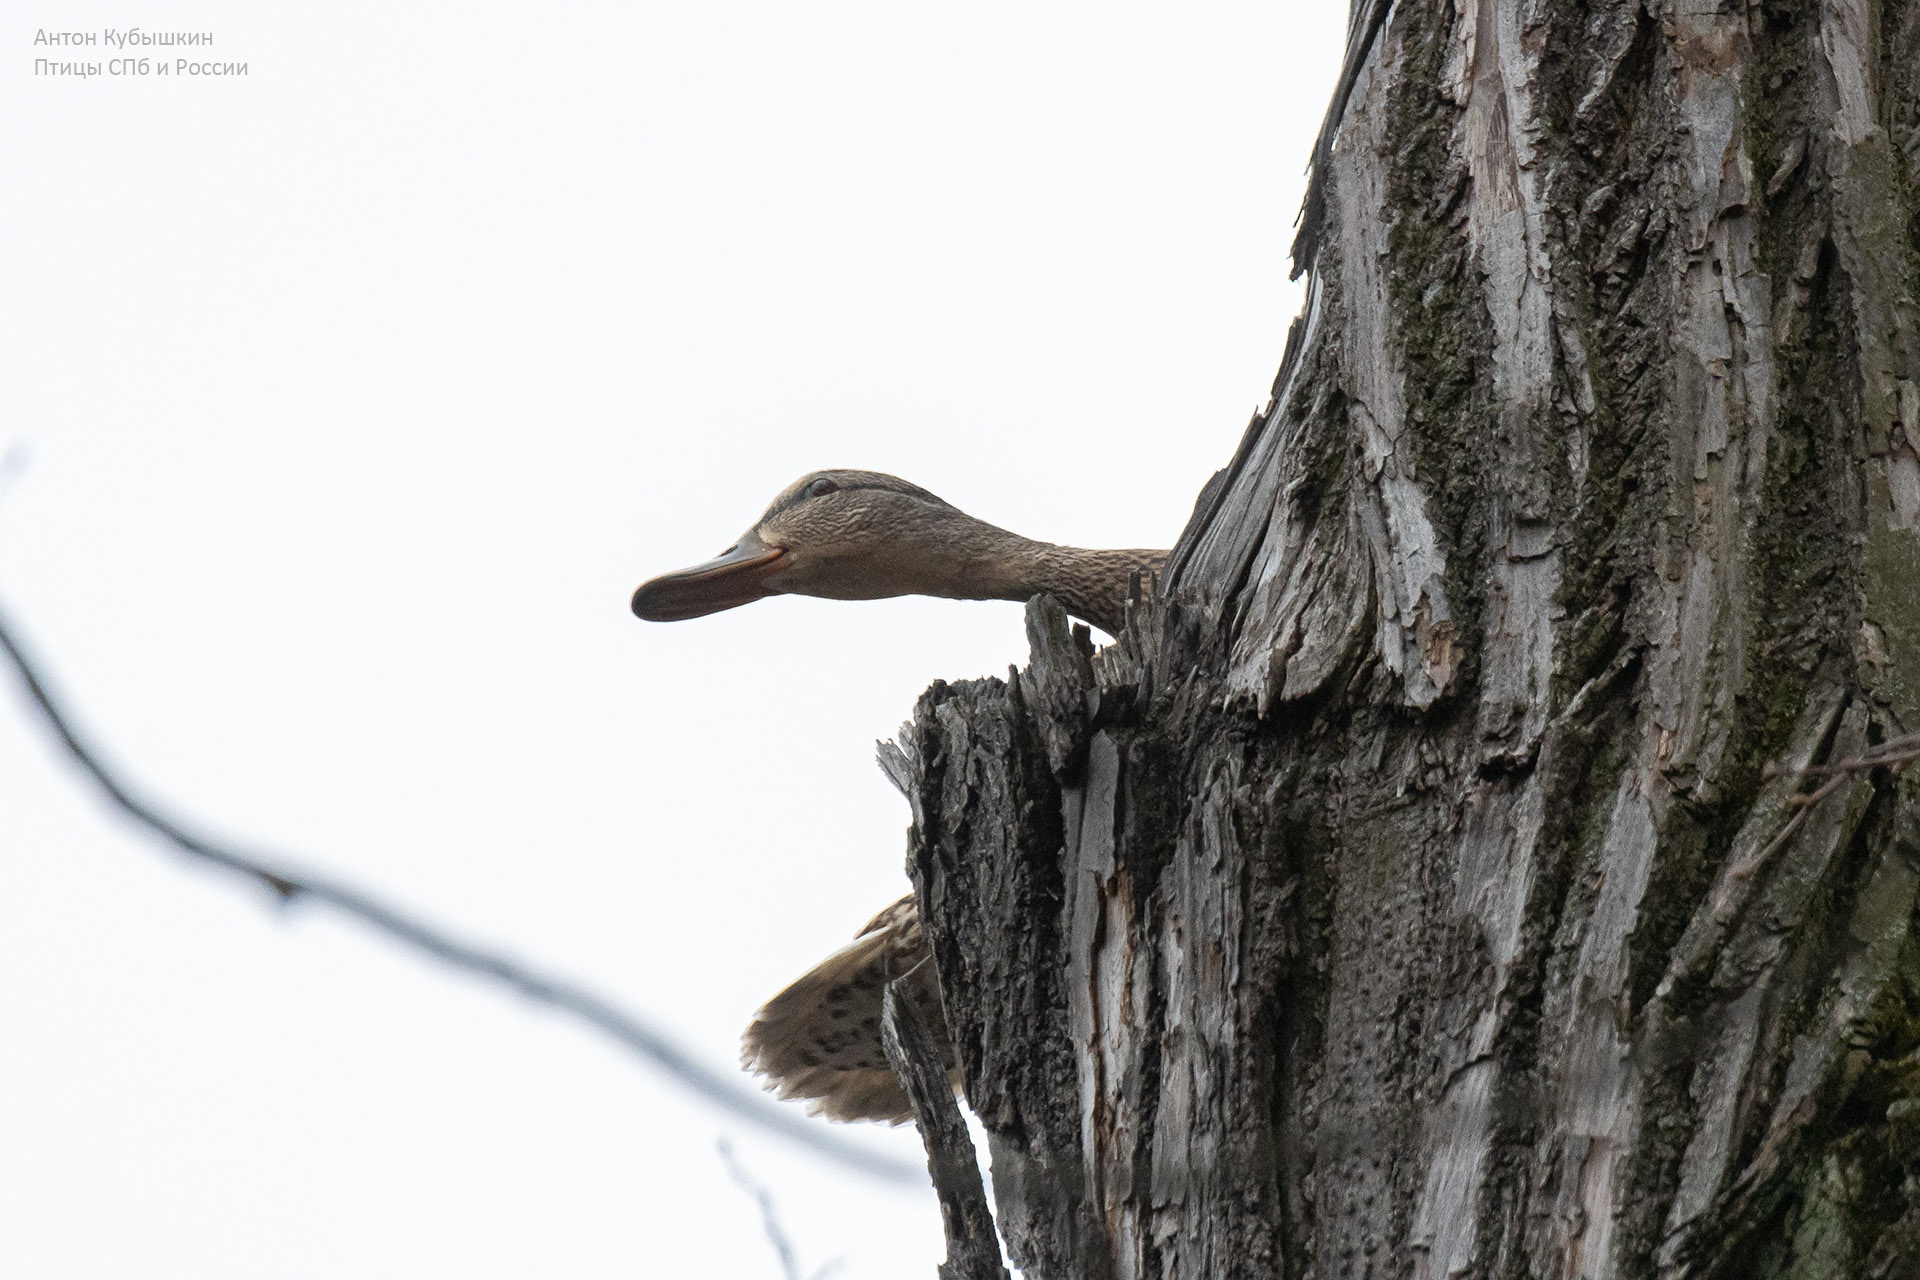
[631,469,1023,622]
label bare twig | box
[1764,732,1920,780]
[1752,733,1920,865]
[1747,772,1850,868]
[716,1138,845,1280]
[881,979,1008,1280]
[0,595,918,1185]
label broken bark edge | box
[881,978,1010,1280]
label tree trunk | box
[885,1,1920,1276]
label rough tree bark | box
[882,1,1920,1276]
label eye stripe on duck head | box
[758,470,958,525]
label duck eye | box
[807,478,839,498]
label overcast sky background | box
[2,5,1346,1276]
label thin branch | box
[717,1138,845,1280]
[1764,732,1920,780]
[1742,771,1849,873]
[0,595,919,1186]
[1751,734,1920,865]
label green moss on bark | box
[1380,1,1495,689]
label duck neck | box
[984,538,1167,637]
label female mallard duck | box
[632,469,1164,638]
[633,469,1166,1123]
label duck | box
[631,469,1165,639]
[632,469,1167,1123]
[736,894,947,1124]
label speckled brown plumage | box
[739,896,953,1124]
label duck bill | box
[631,533,790,621]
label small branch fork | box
[1756,731,1920,863]
[716,1138,845,1280]
[881,979,1009,1280]
[0,596,918,1186]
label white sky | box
[1,5,1345,1276]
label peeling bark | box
[882,981,1010,1280]
[888,1,1920,1275]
